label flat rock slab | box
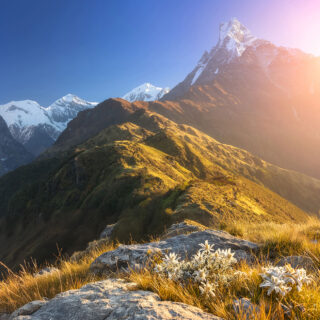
[90,230,258,274]
[10,301,47,318]
[10,279,222,320]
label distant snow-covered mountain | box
[0,94,98,155]
[46,94,98,129]
[163,18,306,100]
[122,83,170,102]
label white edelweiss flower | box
[199,281,216,297]
[193,268,208,283]
[259,264,312,297]
[154,241,240,291]
[154,265,163,273]
[163,252,180,264]
[199,240,214,253]
[193,250,204,262]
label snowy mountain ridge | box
[122,83,170,102]
[1,82,171,156]
[163,17,306,100]
[188,17,261,86]
[218,17,257,58]
[0,94,98,155]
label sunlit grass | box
[0,242,115,313]
[0,219,320,319]
[222,218,320,265]
[128,261,320,319]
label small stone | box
[10,300,47,317]
[233,298,260,319]
[34,267,59,278]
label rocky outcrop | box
[160,221,205,239]
[99,224,116,239]
[10,279,222,320]
[90,230,258,274]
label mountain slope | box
[122,83,170,102]
[0,110,314,268]
[45,98,320,214]
[154,19,320,180]
[163,18,303,101]
[0,116,34,177]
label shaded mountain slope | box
[160,50,320,180]
[0,116,34,177]
[158,20,320,180]
[0,110,313,268]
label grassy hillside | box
[0,110,315,268]
[45,98,320,213]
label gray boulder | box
[90,230,258,274]
[10,279,222,320]
[276,256,316,272]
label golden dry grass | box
[223,218,320,265]
[128,261,320,319]
[0,242,115,313]
[126,219,320,319]
[1,219,320,318]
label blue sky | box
[1,0,320,105]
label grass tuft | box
[0,242,115,313]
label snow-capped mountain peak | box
[0,94,98,155]
[122,83,170,102]
[164,18,265,99]
[46,94,98,127]
[47,94,97,110]
[0,100,48,129]
[218,18,257,57]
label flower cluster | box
[154,240,238,297]
[260,264,312,297]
